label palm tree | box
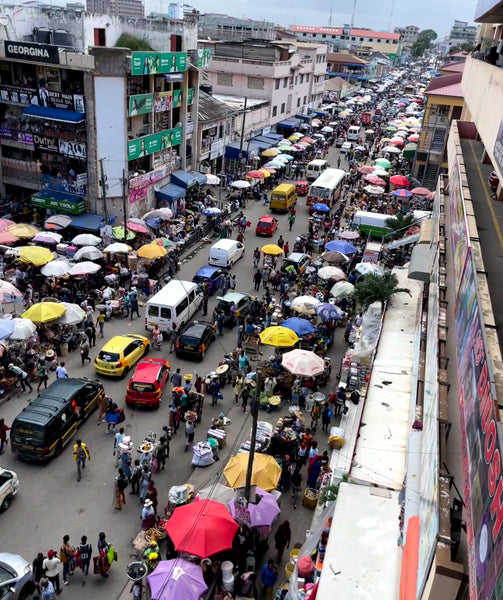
[385,212,415,234]
[353,272,411,312]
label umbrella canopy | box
[402,143,418,159]
[325,240,357,254]
[259,326,299,347]
[358,165,375,175]
[10,318,37,340]
[330,281,355,299]
[224,453,281,492]
[316,302,345,322]
[291,295,321,315]
[72,233,101,246]
[198,483,235,505]
[0,232,18,244]
[375,158,392,169]
[411,187,433,197]
[74,246,104,261]
[41,259,72,277]
[57,302,86,325]
[363,185,385,195]
[317,266,347,281]
[230,180,251,189]
[280,317,317,337]
[389,174,410,187]
[69,261,101,277]
[246,170,265,179]
[18,246,54,267]
[45,214,72,230]
[258,169,271,178]
[154,237,175,249]
[382,146,401,154]
[261,244,283,256]
[322,250,349,264]
[104,242,132,254]
[228,488,280,529]
[112,227,136,241]
[365,175,386,186]
[137,243,167,259]
[0,219,15,232]
[320,126,333,133]
[277,154,293,161]
[355,262,384,276]
[282,349,325,377]
[33,231,63,245]
[312,203,330,213]
[7,224,40,239]
[143,207,174,220]
[205,174,221,185]
[0,319,15,339]
[392,188,413,198]
[408,134,419,142]
[0,281,23,303]
[164,499,238,558]
[372,168,390,178]
[126,218,150,234]
[148,559,207,600]
[261,148,280,157]
[338,230,360,241]
[22,302,66,323]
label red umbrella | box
[164,499,239,558]
[246,170,265,179]
[358,165,375,175]
[300,137,316,143]
[411,187,432,196]
[408,134,419,142]
[0,231,19,244]
[365,175,386,186]
[389,175,410,187]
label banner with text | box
[131,52,186,75]
[127,127,182,161]
[128,93,154,116]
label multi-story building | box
[326,52,369,84]
[198,13,276,42]
[394,25,419,47]
[446,19,477,48]
[86,0,144,18]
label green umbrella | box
[112,226,135,240]
[402,143,418,159]
[386,126,397,132]
[277,145,291,152]
[375,158,392,169]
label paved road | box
[0,144,347,599]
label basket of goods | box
[185,410,198,423]
[328,434,345,450]
[278,428,297,444]
[268,395,282,411]
[302,488,319,509]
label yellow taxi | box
[94,334,150,378]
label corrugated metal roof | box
[289,24,400,40]
[198,91,235,122]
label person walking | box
[80,337,91,366]
[130,294,140,320]
[184,420,195,452]
[0,418,9,454]
[321,403,331,433]
[32,552,45,595]
[169,323,177,353]
[96,312,105,338]
[113,468,129,510]
[59,535,73,586]
[240,383,250,415]
[73,439,90,482]
[96,393,108,425]
[208,377,220,406]
[113,427,125,467]
[139,465,151,502]
[291,470,302,509]
[37,361,49,391]
[259,560,278,600]
[56,362,69,379]
[41,578,56,600]
[233,375,243,406]
[8,363,33,392]
[274,521,291,563]
[43,550,61,595]
[77,536,92,586]
[253,270,262,291]
[288,212,295,231]
[202,285,209,316]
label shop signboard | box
[128,93,154,116]
[58,140,87,159]
[154,91,173,113]
[448,158,470,291]
[33,133,59,153]
[32,194,85,215]
[4,40,60,64]
[128,167,167,204]
[187,87,194,105]
[131,52,186,75]
[40,90,85,113]
[196,48,211,68]
[164,73,183,82]
[41,174,83,194]
[0,85,39,105]
[18,132,33,144]
[127,127,182,161]
[493,115,503,177]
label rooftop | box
[439,62,466,74]
[289,25,400,40]
[424,73,463,98]
[198,91,235,122]
[328,52,368,65]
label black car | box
[215,292,253,328]
[176,321,216,360]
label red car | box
[256,215,278,237]
[295,180,308,196]
[125,357,170,408]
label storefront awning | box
[31,189,86,215]
[23,105,85,123]
[70,213,104,231]
[276,118,302,129]
[263,133,284,142]
[156,183,186,203]
[294,115,311,123]
[384,233,419,250]
[250,135,274,149]
[188,172,208,186]
[170,170,204,189]
[224,141,261,161]
[408,244,431,282]
[310,110,329,117]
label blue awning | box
[70,213,103,231]
[294,115,311,123]
[250,135,274,149]
[188,172,207,185]
[311,110,329,117]
[156,183,186,202]
[225,141,261,161]
[170,170,200,189]
[277,118,302,129]
[23,105,85,123]
[263,133,283,142]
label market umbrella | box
[389,174,410,187]
[18,246,54,267]
[202,207,222,216]
[261,244,283,256]
[7,224,40,239]
[126,218,150,234]
[41,259,72,277]
[45,214,72,230]
[72,233,101,246]
[198,483,235,505]
[164,499,238,558]
[281,349,325,377]
[320,126,333,133]
[22,302,66,323]
[358,165,375,175]
[262,167,276,174]
[408,134,419,142]
[33,231,63,245]
[224,453,281,492]
[365,175,386,186]
[261,148,280,157]
[325,240,356,254]
[375,158,391,169]
[317,266,347,281]
[57,302,87,325]
[112,227,136,241]
[259,326,299,347]
[277,145,292,152]
[73,246,104,261]
[277,154,293,161]
[143,207,174,220]
[0,281,23,304]
[411,187,433,197]
[10,318,37,340]
[280,317,317,337]
[291,295,321,315]
[69,261,101,277]
[312,203,330,213]
[338,230,360,241]
[322,250,349,264]
[0,218,15,232]
[154,237,175,249]
[0,232,18,244]
[372,168,390,178]
[205,174,221,185]
[330,281,355,299]
[392,188,413,198]
[355,262,384,276]
[402,143,418,159]
[246,170,265,179]
[137,243,167,259]
[228,488,280,529]
[258,169,271,178]
[104,242,132,254]
[230,180,251,189]
[316,302,345,322]
[0,319,15,339]
[382,146,401,154]
[363,185,385,196]
[147,559,207,600]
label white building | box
[446,20,477,48]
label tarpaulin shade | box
[277,118,302,129]
[170,170,200,189]
[23,105,85,123]
[155,183,186,202]
[70,213,103,231]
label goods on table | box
[207,427,227,449]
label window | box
[248,76,264,90]
[283,78,288,88]
[377,39,381,43]
[272,106,277,117]
[305,74,310,82]
[360,37,364,41]
[332,35,336,39]
[297,98,301,107]
[148,305,159,317]
[160,307,171,319]
[289,76,294,85]
[351,37,356,41]
[217,73,233,86]
[281,103,285,114]
[176,297,189,317]
[275,79,280,90]
[300,74,304,84]
[94,28,106,46]
[303,96,307,104]
[322,34,326,38]
[295,76,298,85]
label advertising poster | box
[493,116,503,176]
[448,158,470,291]
[154,91,173,113]
[173,89,184,108]
[33,133,59,153]
[196,48,211,68]
[131,52,186,75]
[128,167,167,204]
[58,140,87,159]
[127,127,182,160]
[128,93,154,116]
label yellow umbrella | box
[259,326,299,347]
[22,302,66,323]
[287,134,302,141]
[261,148,280,158]
[7,224,40,239]
[261,244,283,256]
[18,246,54,267]
[223,453,282,491]
[258,169,271,178]
[137,243,167,259]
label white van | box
[347,125,360,142]
[145,280,203,333]
[208,239,245,268]
[306,159,328,181]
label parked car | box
[295,181,309,196]
[341,141,352,154]
[94,334,150,378]
[335,136,344,148]
[215,292,253,326]
[0,553,33,600]
[255,216,278,237]
[192,266,224,295]
[282,252,311,275]
[176,321,216,360]
[125,358,170,408]
[0,468,19,512]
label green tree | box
[385,212,415,233]
[412,29,438,57]
[115,34,153,51]
[353,272,411,312]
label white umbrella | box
[74,246,104,261]
[320,126,333,133]
[143,207,174,221]
[41,259,72,277]
[45,214,72,230]
[205,174,221,185]
[330,281,355,299]
[57,302,87,325]
[69,261,101,277]
[230,180,251,189]
[104,242,132,254]
[72,233,102,246]
[33,231,63,244]
[281,349,325,377]
[317,266,347,281]
[355,262,384,276]
[381,146,401,154]
[363,185,385,195]
[291,295,321,315]
[10,318,37,340]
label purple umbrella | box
[147,559,207,600]
[228,487,280,529]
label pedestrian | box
[32,552,45,595]
[288,212,295,231]
[0,418,9,454]
[202,285,209,316]
[113,468,128,510]
[130,459,141,495]
[230,274,237,290]
[97,393,108,425]
[337,156,341,168]
[139,465,151,502]
[59,535,74,586]
[259,559,278,600]
[80,337,91,366]
[77,536,92,586]
[73,439,90,482]
[321,403,331,432]
[274,520,291,562]
[40,578,56,600]
[169,323,177,353]
[37,360,49,391]
[155,436,168,470]
[113,427,125,467]
[253,247,260,268]
[146,479,158,513]
[56,362,69,379]
[184,420,195,452]
[130,294,140,320]
[208,377,220,406]
[170,368,182,388]
[253,270,262,291]
[233,375,243,406]
[237,322,244,347]
[43,550,61,595]
[87,323,96,347]
[237,349,249,375]
[141,499,156,530]
[96,312,105,338]
[8,363,33,392]
[240,383,250,414]
[344,318,352,343]
[96,532,112,578]
[291,470,302,509]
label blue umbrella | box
[391,189,412,198]
[276,154,294,161]
[325,240,357,255]
[316,303,345,322]
[312,203,330,213]
[281,317,317,337]
[0,319,15,339]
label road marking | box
[468,141,503,253]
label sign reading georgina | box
[4,41,60,64]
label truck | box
[352,211,392,239]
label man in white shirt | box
[56,362,69,379]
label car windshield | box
[180,335,200,346]
[98,351,120,363]
[130,382,156,393]
[11,422,44,443]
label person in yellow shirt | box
[73,439,90,482]
[96,313,105,338]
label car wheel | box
[18,582,34,600]
[200,350,206,361]
[121,367,129,380]
[1,494,12,511]
[144,344,150,356]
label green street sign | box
[32,195,86,215]
[131,52,187,75]
[127,127,182,161]
[128,93,154,116]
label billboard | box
[131,52,186,75]
[448,158,470,291]
[127,127,182,161]
[196,48,211,68]
[128,167,167,204]
[493,116,503,177]
[128,93,154,116]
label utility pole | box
[99,158,109,224]
[238,96,248,173]
[350,0,357,30]
[244,367,263,501]
[121,169,128,242]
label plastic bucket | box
[59,343,68,357]
[285,562,294,579]
[221,561,233,580]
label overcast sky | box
[179,0,477,38]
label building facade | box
[446,19,477,48]
[86,0,145,19]
[198,13,276,42]
[394,25,420,47]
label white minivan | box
[306,159,328,181]
[347,125,360,142]
[208,239,245,268]
[145,280,203,333]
